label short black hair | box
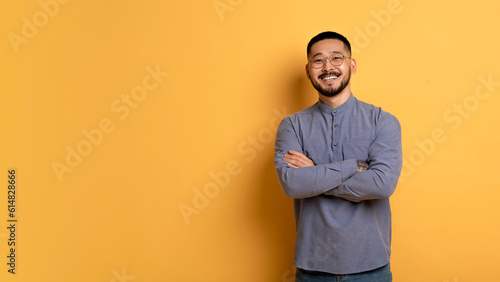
[307,31,351,58]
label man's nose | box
[322,58,335,70]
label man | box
[274,31,402,282]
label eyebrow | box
[311,51,344,58]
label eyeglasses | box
[308,53,350,69]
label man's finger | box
[284,151,314,168]
[285,156,307,166]
[288,150,306,157]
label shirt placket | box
[331,110,342,162]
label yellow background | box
[1,0,499,281]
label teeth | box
[323,76,338,81]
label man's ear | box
[305,63,311,79]
[350,58,357,74]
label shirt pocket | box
[342,136,372,161]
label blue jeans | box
[295,263,392,282]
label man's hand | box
[357,160,369,172]
[284,150,315,168]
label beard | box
[310,69,351,97]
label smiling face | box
[306,39,356,98]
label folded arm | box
[324,113,403,202]
[274,117,358,199]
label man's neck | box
[318,88,352,108]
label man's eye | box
[313,59,323,63]
[332,57,341,60]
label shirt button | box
[333,110,337,113]
[334,125,338,128]
[334,143,338,146]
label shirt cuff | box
[341,159,358,182]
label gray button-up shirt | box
[274,94,402,274]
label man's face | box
[306,39,356,98]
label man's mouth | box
[322,76,337,81]
[320,73,341,81]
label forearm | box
[324,163,401,202]
[326,111,403,202]
[274,116,358,198]
[275,158,357,198]
[324,144,403,202]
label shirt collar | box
[318,93,356,115]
